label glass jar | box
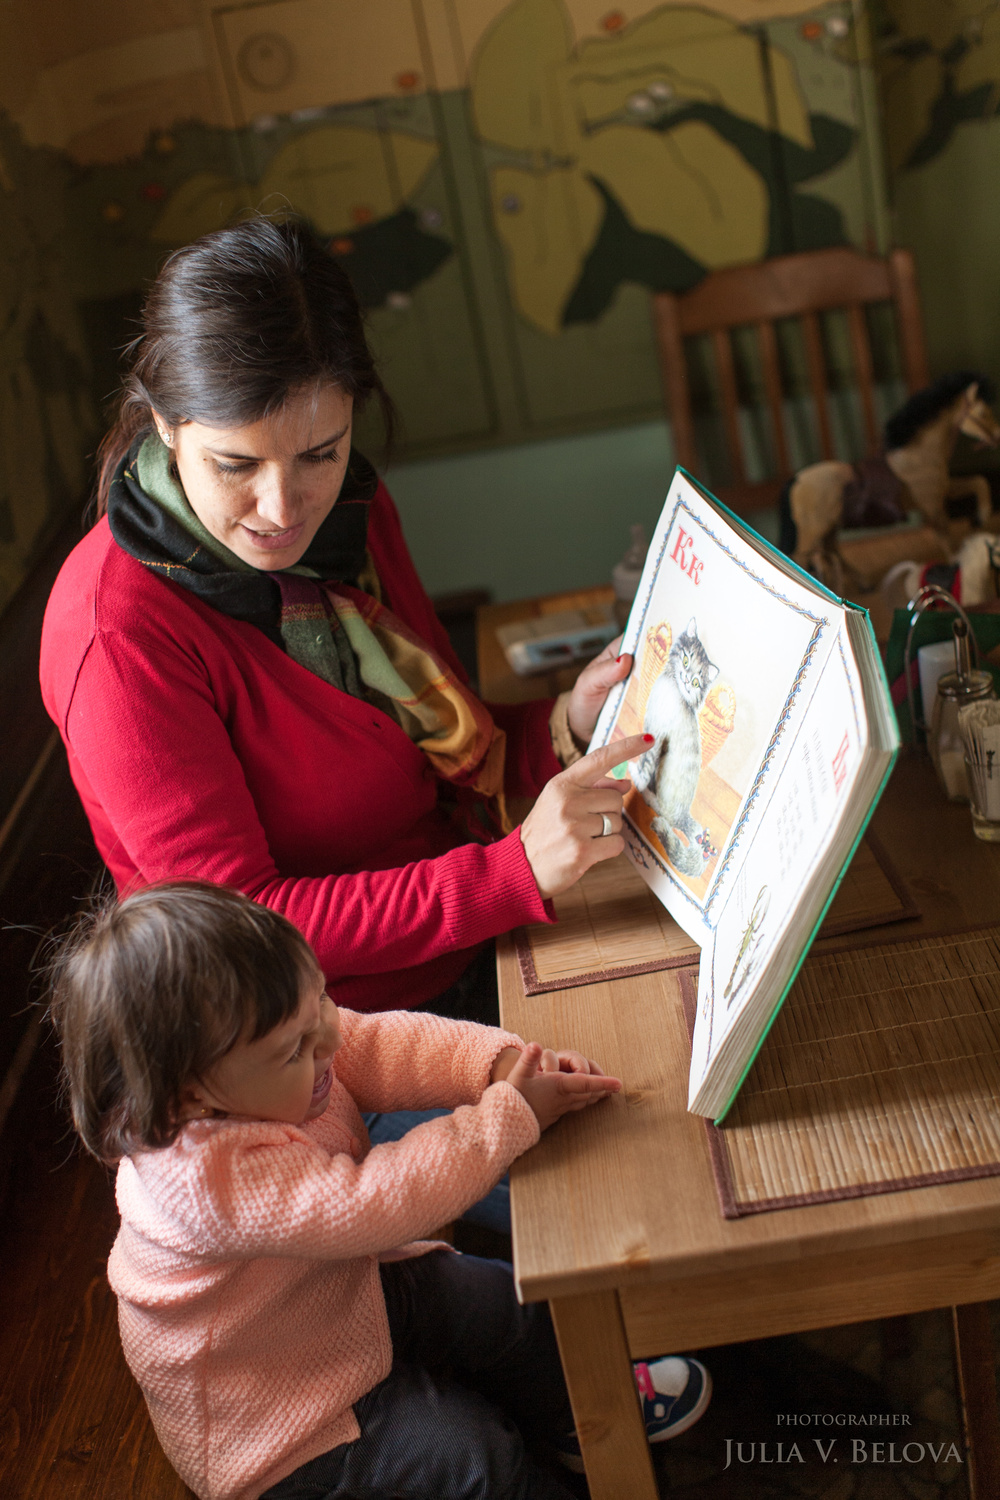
[928,621,996,801]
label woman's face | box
[154,383,354,570]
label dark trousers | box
[413,939,500,1028]
[261,1251,576,1500]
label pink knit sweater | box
[108,1009,539,1500]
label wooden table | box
[479,588,1000,1500]
[476,585,618,705]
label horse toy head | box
[885,369,1000,453]
[957,381,1000,449]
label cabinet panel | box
[213,0,425,126]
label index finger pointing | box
[563,734,652,787]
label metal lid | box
[936,669,995,702]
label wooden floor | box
[0,1036,191,1498]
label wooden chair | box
[651,246,930,515]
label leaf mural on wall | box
[473,0,577,157]
[471,0,811,333]
[584,121,767,269]
[953,8,1000,102]
[150,171,247,243]
[257,127,439,235]
[151,125,439,243]
[488,167,603,335]
[879,0,1000,174]
[570,7,811,148]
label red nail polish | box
[615,655,623,663]
[643,734,654,743]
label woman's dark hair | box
[48,882,320,1164]
[94,216,393,515]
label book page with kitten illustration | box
[593,472,844,943]
[591,469,898,1120]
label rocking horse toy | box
[779,370,1000,593]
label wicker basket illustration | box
[699,681,736,766]
[637,622,672,717]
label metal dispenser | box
[904,586,995,801]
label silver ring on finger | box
[596,813,613,839]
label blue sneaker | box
[555,1356,712,1470]
[635,1355,712,1441]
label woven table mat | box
[678,926,1000,1218]
[515,833,916,996]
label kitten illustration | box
[632,618,719,876]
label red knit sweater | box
[40,483,558,1010]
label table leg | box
[549,1289,658,1500]
[951,1302,1000,1500]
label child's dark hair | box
[49,883,320,1165]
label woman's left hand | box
[567,636,633,745]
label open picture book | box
[590,469,899,1123]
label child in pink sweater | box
[51,882,709,1500]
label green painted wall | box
[893,118,1000,389]
[877,1,1000,396]
[385,417,781,603]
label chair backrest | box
[651,246,930,514]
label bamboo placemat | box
[515,833,916,995]
[678,926,1000,1217]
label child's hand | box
[491,1046,611,1084]
[499,1042,621,1132]
[540,1048,608,1078]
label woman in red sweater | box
[41,218,644,1025]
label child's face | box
[188,970,342,1126]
